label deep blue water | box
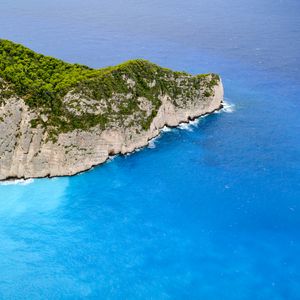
[1,0,300,299]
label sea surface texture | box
[0,0,300,299]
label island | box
[0,39,223,180]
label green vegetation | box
[0,39,220,138]
[0,39,98,106]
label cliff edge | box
[0,40,223,180]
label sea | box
[0,0,299,299]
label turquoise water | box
[1,0,300,299]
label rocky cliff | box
[0,40,223,180]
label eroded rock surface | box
[0,74,223,180]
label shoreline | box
[0,73,224,181]
[0,103,224,183]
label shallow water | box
[0,0,300,299]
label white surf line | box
[0,178,34,186]
[221,99,236,113]
[0,101,236,180]
[147,139,156,149]
[148,101,237,148]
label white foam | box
[125,147,143,156]
[107,155,116,163]
[0,178,34,186]
[148,140,156,149]
[190,118,201,127]
[222,100,235,113]
[161,126,171,132]
[213,109,222,114]
[178,123,193,131]
[178,117,203,130]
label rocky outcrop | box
[0,75,223,180]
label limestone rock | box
[0,76,223,180]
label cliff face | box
[0,76,223,180]
[0,40,223,180]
